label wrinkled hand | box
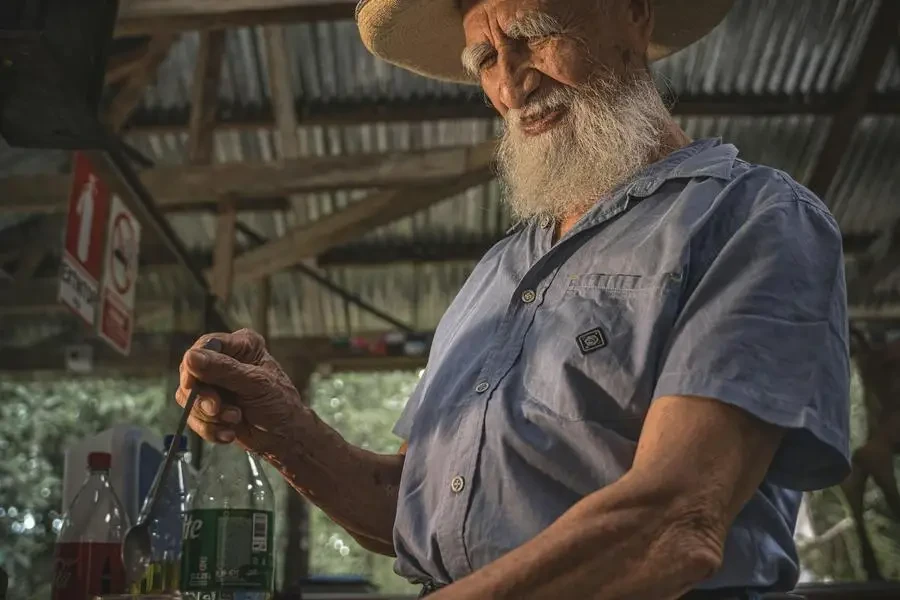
[176,328,304,451]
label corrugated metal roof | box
[137,0,897,111]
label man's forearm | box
[249,405,403,555]
[429,472,724,600]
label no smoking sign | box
[99,195,142,355]
[110,211,137,295]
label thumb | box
[185,347,269,399]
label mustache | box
[505,74,623,127]
[506,87,576,126]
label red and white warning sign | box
[98,195,142,355]
[58,153,111,326]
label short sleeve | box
[653,197,851,491]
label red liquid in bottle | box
[51,452,129,600]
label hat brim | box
[357,0,734,84]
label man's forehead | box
[459,0,557,18]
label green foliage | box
[0,377,171,600]
[2,365,898,600]
[307,371,421,595]
[797,367,900,581]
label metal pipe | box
[85,143,233,331]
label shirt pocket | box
[519,272,681,426]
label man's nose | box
[496,45,540,110]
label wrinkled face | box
[460,0,673,222]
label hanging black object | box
[0,0,119,148]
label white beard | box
[496,72,671,223]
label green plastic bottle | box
[179,443,275,600]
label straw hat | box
[356,0,734,84]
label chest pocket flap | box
[518,271,681,425]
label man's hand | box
[176,328,405,555]
[176,328,304,452]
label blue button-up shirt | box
[392,138,851,593]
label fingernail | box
[200,398,217,415]
[217,430,235,443]
[222,408,241,424]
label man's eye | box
[479,53,497,71]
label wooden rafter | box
[185,29,236,300]
[106,36,177,132]
[116,0,355,36]
[0,332,426,374]
[123,93,900,134]
[105,39,155,86]
[2,228,879,282]
[208,140,497,287]
[187,30,227,164]
[807,1,900,197]
[236,223,416,332]
[0,143,499,214]
[263,23,329,333]
[0,275,180,318]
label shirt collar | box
[505,138,739,236]
[626,137,738,199]
[573,138,738,233]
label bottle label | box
[51,542,126,600]
[180,509,274,599]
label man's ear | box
[628,0,654,47]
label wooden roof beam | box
[263,23,329,332]
[213,140,497,287]
[0,331,427,374]
[187,30,227,164]
[0,143,499,215]
[186,30,238,302]
[116,0,356,36]
[106,36,178,132]
[122,93,900,135]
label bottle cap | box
[164,434,188,452]
[87,452,112,471]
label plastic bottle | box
[133,434,196,594]
[180,443,275,600]
[51,451,129,600]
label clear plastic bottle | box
[180,443,275,600]
[133,435,196,594]
[51,451,129,600]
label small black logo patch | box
[576,328,607,354]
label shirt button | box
[521,289,536,303]
[539,216,552,229]
[475,381,490,393]
[450,475,465,493]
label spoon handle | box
[139,338,222,522]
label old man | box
[177,0,851,598]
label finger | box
[192,329,267,365]
[176,386,244,426]
[176,388,240,443]
[184,349,268,399]
[186,412,236,444]
[175,386,224,418]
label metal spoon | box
[122,338,222,586]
